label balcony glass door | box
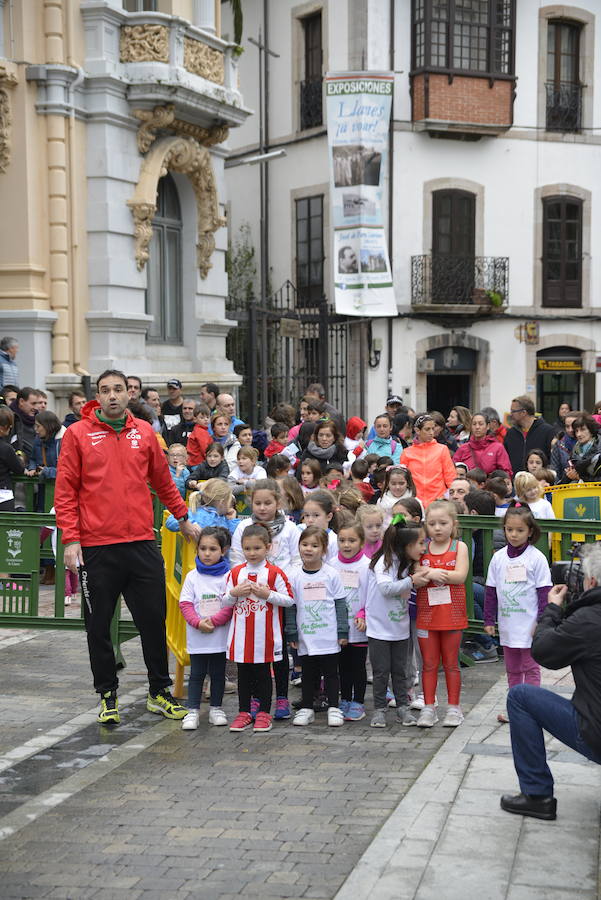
[432,190,475,303]
[546,21,581,132]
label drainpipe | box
[387,0,395,394]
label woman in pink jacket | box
[400,414,457,507]
[453,412,513,477]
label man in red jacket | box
[55,370,200,726]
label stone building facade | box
[0,0,249,409]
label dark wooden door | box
[432,190,476,303]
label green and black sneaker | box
[98,691,120,725]
[146,688,188,720]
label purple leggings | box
[65,568,79,596]
[503,646,540,689]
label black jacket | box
[0,438,24,491]
[296,443,348,477]
[503,417,555,476]
[186,459,229,487]
[572,436,601,482]
[531,587,601,754]
[167,420,195,447]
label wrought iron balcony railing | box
[300,78,323,130]
[545,81,582,133]
[411,255,509,308]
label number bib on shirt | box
[505,563,527,583]
[341,569,360,589]
[199,593,220,617]
[427,585,452,606]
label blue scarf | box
[195,556,231,577]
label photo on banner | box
[325,72,397,317]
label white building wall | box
[225,0,601,424]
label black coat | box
[532,587,601,755]
[0,438,24,491]
[503,417,555,476]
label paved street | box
[0,615,502,900]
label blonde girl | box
[415,500,469,728]
[300,459,321,494]
[355,504,384,559]
[514,471,555,520]
[165,478,239,534]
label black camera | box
[551,542,585,605]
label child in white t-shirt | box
[362,518,429,728]
[178,526,232,731]
[331,521,370,722]
[484,503,552,722]
[514,472,556,520]
[286,526,348,728]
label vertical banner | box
[325,71,396,317]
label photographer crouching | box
[501,543,601,821]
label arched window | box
[146,173,183,343]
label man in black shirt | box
[167,399,196,447]
[161,379,184,431]
[501,544,601,821]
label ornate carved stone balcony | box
[411,255,509,315]
[80,1,249,130]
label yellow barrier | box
[547,481,601,559]
[162,516,197,697]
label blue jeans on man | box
[507,683,601,795]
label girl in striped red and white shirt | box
[221,523,294,734]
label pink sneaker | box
[229,712,253,732]
[253,711,273,732]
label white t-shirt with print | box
[486,544,552,648]
[287,563,345,657]
[230,516,301,570]
[331,553,370,644]
[365,556,412,641]
[178,569,229,655]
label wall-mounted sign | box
[280,318,302,339]
[537,359,582,372]
[515,322,539,344]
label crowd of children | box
[164,392,585,734]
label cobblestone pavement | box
[0,623,502,899]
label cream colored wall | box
[0,0,89,376]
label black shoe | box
[500,792,557,820]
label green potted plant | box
[485,289,504,307]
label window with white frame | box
[146,174,183,343]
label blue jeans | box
[507,683,601,795]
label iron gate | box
[226,281,359,428]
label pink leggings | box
[418,630,463,706]
[503,646,540,688]
[65,568,79,596]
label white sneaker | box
[64,596,72,606]
[410,693,438,711]
[416,706,439,728]
[327,707,344,727]
[208,707,227,726]
[293,707,315,726]
[442,706,464,727]
[181,710,200,730]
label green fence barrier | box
[0,513,137,671]
[457,513,601,664]
[12,475,55,513]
